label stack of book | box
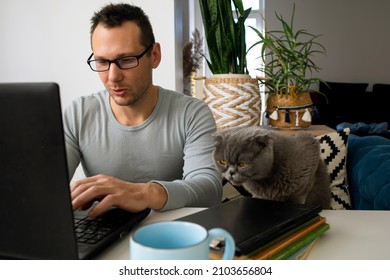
[244,215,329,260]
[177,197,330,260]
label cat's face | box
[212,127,275,186]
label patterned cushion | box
[316,128,352,210]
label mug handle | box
[208,228,235,260]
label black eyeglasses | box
[87,44,154,72]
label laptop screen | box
[0,83,79,259]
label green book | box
[269,223,330,260]
[247,215,322,258]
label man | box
[64,3,222,218]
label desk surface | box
[97,208,390,260]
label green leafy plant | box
[198,0,251,74]
[249,4,326,96]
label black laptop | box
[177,196,322,256]
[0,82,150,259]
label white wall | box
[264,0,390,91]
[0,0,179,110]
[2,0,389,106]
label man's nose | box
[107,63,124,82]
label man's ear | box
[151,43,161,69]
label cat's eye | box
[238,162,247,167]
[219,159,228,166]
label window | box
[243,0,264,78]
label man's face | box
[91,21,159,107]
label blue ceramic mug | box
[130,221,235,260]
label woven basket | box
[203,74,261,130]
[266,91,313,129]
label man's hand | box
[71,174,167,217]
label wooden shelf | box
[259,125,335,137]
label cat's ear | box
[212,132,223,145]
[249,134,274,149]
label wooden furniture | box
[259,124,335,136]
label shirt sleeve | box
[63,99,82,181]
[153,99,223,211]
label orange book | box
[249,216,327,260]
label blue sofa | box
[347,134,390,210]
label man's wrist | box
[147,182,168,210]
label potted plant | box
[249,4,327,128]
[183,29,203,97]
[198,0,261,130]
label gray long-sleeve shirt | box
[63,87,222,210]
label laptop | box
[0,82,150,259]
[177,196,322,256]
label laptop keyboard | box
[74,215,123,245]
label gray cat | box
[213,126,331,209]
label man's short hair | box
[90,3,155,48]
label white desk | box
[97,208,390,260]
[309,210,390,260]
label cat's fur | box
[213,126,331,209]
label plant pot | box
[266,91,314,129]
[202,74,261,130]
